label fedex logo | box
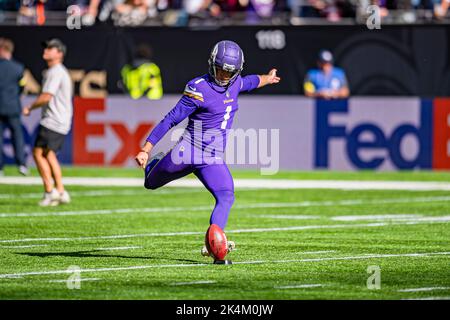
[314,99,450,170]
[73,97,154,166]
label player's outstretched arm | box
[134,82,201,169]
[257,69,281,88]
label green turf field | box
[0,166,449,300]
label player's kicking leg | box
[194,163,236,257]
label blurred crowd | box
[0,0,448,26]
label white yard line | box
[0,206,208,218]
[402,296,450,300]
[0,189,205,199]
[1,196,449,218]
[257,215,320,220]
[0,219,448,244]
[296,251,336,254]
[398,287,450,292]
[332,215,450,222]
[170,280,216,286]
[0,252,448,279]
[94,246,142,251]
[0,263,210,279]
[0,244,48,249]
[263,214,450,222]
[48,278,101,283]
[1,177,450,191]
[331,214,422,221]
[274,284,323,289]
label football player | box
[135,40,280,258]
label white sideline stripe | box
[1,195,450,218]
[0,231,203,243]
[402,296,450,300]
[0,189,205,199]
[1,177,450,191]
[48,278,101,283]
[0,244,48,249]
[0,206,209,218]
[0,219,449,244]
[0,264,210,278]
[0,252,448,279]
[171,280,216,286]
[274,284,323,289]
[257,215,320,220]
[232,252,450,265]
[262,214,450,222]
[398,287,450,292]
[332,214,422,221]
[296,251,336,254]
[95,246,142,251]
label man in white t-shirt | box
[23,39,73,206]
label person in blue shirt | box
[0,38,28,176]
[303,50,350,99]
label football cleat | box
[145,152,164,176]
[227,240,235,253]
[201,245,210,257]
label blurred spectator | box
[303,49,349,99]
[173,0,221,25]
[1,0,446,25]
[216,0,245,12]
[120,43,163,99]
[239,0,276,22]
[183,0,221,17]
[0,37,28,176]
[18,0,47,25]
[290,0,356,20]
[67,0,105,26]
[111,0,157,26]
[434,0,449,18]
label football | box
[205,224,228,261]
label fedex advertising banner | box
[2,96,449,171]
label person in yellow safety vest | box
[121,43,163,100]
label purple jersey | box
[146,74,260,152]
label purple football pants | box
[144,141,234,230]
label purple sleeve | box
[240,75,260,92]
[146,95,198,146]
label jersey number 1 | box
[221,106,232,130]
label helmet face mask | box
[211,65,237,87]
[208,40,244,87]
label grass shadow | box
[15,250,200,264]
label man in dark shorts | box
[23,39,73,206]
